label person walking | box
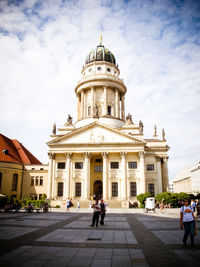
[90,200,100,227]
[66,198,70,212]
[77,200,80,211]
[180,199,196,249]
[100,198,106,226]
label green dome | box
[85,44,116,65]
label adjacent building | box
[173,161,200,195]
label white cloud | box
[0,0,199,180]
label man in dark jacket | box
[100,198,106,225]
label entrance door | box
[93,180,102,200]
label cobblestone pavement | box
[0,209,199,267]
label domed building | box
[46,40,170,208]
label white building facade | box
[47,41,170,208]
[173,161,200,195]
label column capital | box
[102,152,109,158]
[48,153,55,159]
[103,85,108,89]
[155,156,161,162]
[162,156,169,162]
[65,153,73,159]
[138,151,145,158]
[120,152,127,158]
[83,152,91,158]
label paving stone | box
[0,218,60,227]
[90,259,111,267]
[0,226,38,240]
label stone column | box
[156,156,163,194]
[65,153,72,199]
[120,152,127,199]
[91,86,94,117]
[76,94,79,120]
[121,94,125,120]
[103,85,107,116]
[84,90,87,117]
[81,90,84,118]
[139,152,145,193]
[102,152,109,200]
[115,89,119,118]
[47,153,55,199]
[162,157,169,192]
[51,157,56,199]
[83,152,91,199]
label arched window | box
[0,172,2,190]
[12,173,18,191]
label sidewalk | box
[0,209,199,266]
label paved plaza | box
[0,209,199,266]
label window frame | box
[112,182,118,197]
[128,161,137,169]
[75,162,83,169]
[57,162,66,169]
[146,164,155,171]
[94,165,102,172]
[57,182,64,197]
[110,162,119,169]
[75,182,81,197]
[148,183,155,196]
[12,173,18,191]
[130,182,137,196]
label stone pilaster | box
[120,152,127,199]
[162,157,169,192]
[115,89,119,118]
[103,86,107,116]
[91,86,94,117]
[156,156,163,193]
[47,153,55,199]
[102,152,109,200]
[81,90,84,118]
[65,153,72,199]
[121,94,125,120]
[139,152,145,193]
[83,152,91,199]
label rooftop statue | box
[126,113,133,124]
[162,128,166,140]
[139,120,143,133]
[65,114,73,126]
[94,104,99,118]
[52,123,56,135]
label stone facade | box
[46,42,170,207]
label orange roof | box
[0,133,42,165]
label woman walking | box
[180,199,196,249]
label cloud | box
[0,0,199,180]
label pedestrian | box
[180,199,196,249]
[77,200,80,211]
[100,198,106,226]
[90,199,100,227]
[66,198,70,212]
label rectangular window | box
[75,162,83,169]
[75,182,81,197]
[112,182,118,197]
[88,106,91,116]
[130,182,137,196]
[95,159,102,162]
[57,182,63,196]
[39,194,42,200]
[57,162,66,169]
[94,166,102,172]
[35,177,39,185]
[30,194,34,200]
[146,164,154,171]
[31,177,34,186]
[128,162,137,169]
[148,183,155,196]
[34,195,38,200]
[12,174,18,191]
[107,105,111,115]
[110,162,119,169]
[40,177,43,186]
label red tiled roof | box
[0,133,42,165]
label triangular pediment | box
[47,122,145,146]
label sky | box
[0,0,200,181]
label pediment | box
[48,122,145,146]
